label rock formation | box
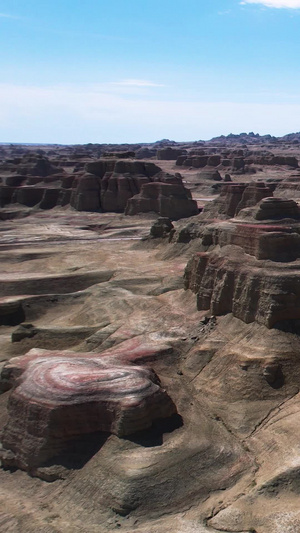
[0,153,62,177]
[0,155,198,220]
[150,217,174,238]
[125,178,198,220]
[185,197,300,327]
[176,147,298,173]
[201,181,274,219]
[0,348,176,472]
[157,147,186,160]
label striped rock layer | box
[0,349,175,471]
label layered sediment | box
[1,350,175,471]
[185,197,300,327]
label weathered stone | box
[70,173,101,211]
[125,181,198,220]
[0,187,15,207]
[150,217,174,238]
[100,173,144,212]
[262,363,284,388]
[235,183,274,214]
[254,197,300,220]
[0,349,176,471]
[11,323,36,342]
[207,155,221,167]
[84,159,115,177]
[202,182,273,219]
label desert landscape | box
[1,134,300,531]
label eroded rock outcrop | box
[0,157,197,218]
[0,348,176,472]
[185,197,300,328]
[176,147,298,174]
[125,178,198,220]
[201,181,274,219]
[150,217,174,238]
[275,173,300,199]
[0,154,62,177]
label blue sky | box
[1,0,300,143]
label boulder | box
[150,217,174,238]
[39,189,60,210]
[202,182,273,219]
[254,197,300,221]
[185,242,300,328]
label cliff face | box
[0,156,198,220]
[185,246,300,327]
[125,180,198,220]
[185,197,300,328]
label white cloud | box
[0,12,19,19]
[241,0,300,7]
[0,13,21,20]
[0,83,300,143]
[111,79,165,88]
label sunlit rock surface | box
[1,350,175,471]
[2,140,300,531]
